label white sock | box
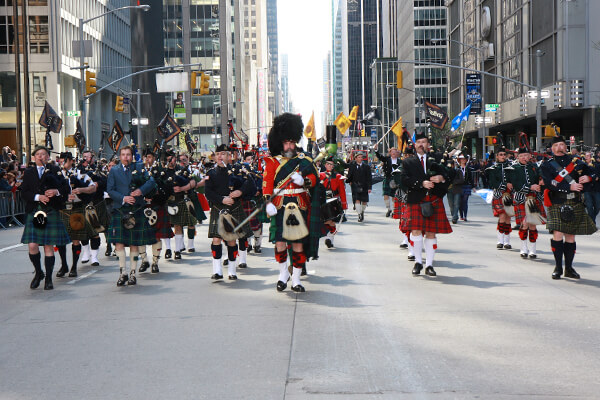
[520,240,529,255]
[212,258,222,275]
[130,250,139,273]
[326,231,335,243]
[162,238,171,250]
[355,203,362,215]
[278,262,290,282]
[254,234,262,248]
[116,249,127,274]
[503,233,511,246]
[291,267,302,287]
[227,256,237,276]
[400,231,408,245]
[412,235,423,264]
[90,249,99,264]
[497,231,504,244]
[529,240,536,255]
[187,238,194,249]
[174,234,184,252]
[238,249,247,265]
[81,244,90,261]
[424,238,437,267]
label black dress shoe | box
[254,246,261,254]
[211,273,223,280]
[68,267,77,278]
[139,262,150,273]
[425,266,437,277]
[91,261,99,267]
[412,263,423,275]
[151,263,159,274]
[552,266,563,280]
[504,244,512,250]
[564,267,580,279]
[174,251,181,260]
[105,249,112,257]
[164,249,172,259]
[44,277,54,290]
[56,266,69,278]
[223,259,229,266]
[496,243,504,249]
[291,284,305,292]
[238,263,247,269]
[452,219,458,224]
[325,239,333,248]
[228,275,238,280]
[127,272,137,286]
[30,271,45,289]
[529,254,537,259]
[399,244,408,249]
[188,248,195,253]
[277,280,287,292]
[247,244,253,252]
[117,274,128,286]
[408,255,416,261]
[386,210,392,218]
[301,265,307,276]
[520,253,528,258]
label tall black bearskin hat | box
[268,113,304,156]
[552,135,567,145]
[517,147,530,154]
[215,144,231,153]
[496,145,507,154]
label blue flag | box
[450,102,472,132]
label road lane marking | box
[66,269,98,284]
[0,243,24,253]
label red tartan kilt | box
[515,198,547,225]
[392,198,402,219]
[401,199,453,234]
[197,193,210,211]
[154,207,174,239]
[492,197,505,217]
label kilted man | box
[485,146,514,249]
[20,145,71,290]
[541,136,597,279]
[507,147,546,259]
[263,113,321,292]
[242,152,267,254]
[77,149,97,263]
[56,152,97,278]
[106,145,157,287]
[400,132,452,277]
[390,153,411,253]
[375,147,400,217]
[347,152,372,222]
[205,144,256,280]
[320,157,348,248]
[178,153,207,252]
[83,165,111,267]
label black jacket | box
[401,153,451,204]
[346,162,372,192]
[20,164,71,213]
[375,151,401,178]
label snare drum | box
[320,197,343,222]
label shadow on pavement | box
[305,274,362,287]
[436,260,481,270]
[425,274,519,289]
[287,290,370,308]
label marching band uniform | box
[84,166,111,267]
[263,113,320,292]
[540,136,597,279]
[319,157,348,248]
[347,153,372,222]
[376,148,400,217]
[400,133,452,277]
[391,153,412,254]
[485,147,513,249]
[20,145,71,290]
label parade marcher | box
[77,149,97,263]
[375,147,400,217]
[541,136,597,279]
[485,146,514,249]
[262,113,321,292]
[583,151,600,224]
[205,144,256,280]
[20,145,71,290]
[391,149,412,253]
[507,147,546,259]
[103,158,117,257]
[319,157,348,248]
[241,151,266,257]
[447,154,471,224]
[106,145,157,286]
[55,152,97,278]
[178,153,207,252]
[346,152,372,222]
[400,133,452,277]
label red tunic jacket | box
[320,171,348,209]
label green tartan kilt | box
[107,207,157,246]
[382,177,393,196]
[547,200,597,236]
[168,199,197,227]
[271,197,309,243]
[255,197,270,224]
[208,201,252,239]
[21,209,71,246]
[59,203,97,241]
[92,200,110,233]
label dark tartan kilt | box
[547,200,597,235]
[256,197,270,224]
[401,198,453,234]
[382,178,393,196]
[59,203,96,241]
[241,199,263,232]
[152,206,174,239]
[208,201,252,240]
[168,199,197,227]
[92,200,110,235]
[21,209,71,246]
[272,197,309,243]
[392,198,402,219]
[107,207,157,246]
[352,184,369,203]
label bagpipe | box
[33,166,69,229]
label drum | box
[320,197,343,222]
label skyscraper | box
[281,53,290,112]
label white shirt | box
[418,154,427,174]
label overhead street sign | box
[66,111,81,117]
[485,104,499,112]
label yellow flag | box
[334,112,352,135]
[348,105,359,121]
[304,111,315,140]
[391,117,403,139]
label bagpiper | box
[375,147,400,218]
[485,146,514,250]
[319,156,347,248]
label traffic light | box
[190,71,198,90]
[199,72,210,95]
[396,70,403,89]
[115,95,124,113]
[485,136,495,146]
[85,71,96,95]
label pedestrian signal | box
[85,71,96,95]
[199,73,210,96]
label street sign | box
[466,73,482,115]
[485,104,499,112]
[131,118,149,126]
[122,97,130,114]
[66,111,81,117]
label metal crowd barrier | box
[0,190,24,229]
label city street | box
[1,186,599,400]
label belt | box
[280,188,306,195]
[552,192,581,201]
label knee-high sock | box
[238,239,248,265]
[355,203,363,215]
[407,232,415,257]
[496,222,504,244]
[138,246,147,263]
[80,241,90,261]
[253,229,262,247]
[384,197,391,210]
[291,252,305,288]
[275,248,289,282]
[129,249,139,274]
[211,244,223,275]
[71,244,81,269]
[90,237,100,263]
[162,238,171,250]
[116,249,127,274]
[550,239,564,269]
[528,229,538,255]
[57,245,68,268]
[29,252,42,275]
[152,242,162,264]
[174,234,184,252]
[187,227,195,249]
[424,237,437,267]
[503,223,512,245]
[519,229,529,254]
[227,244,238,276]
[400,230,408,245]
[44,255,55,276]
[412,234,423,264]
[564,241,576,270]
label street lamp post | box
[213,100,242,147]
[78,4,150,148]
[535,50,545,152]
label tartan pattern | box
[168,199,197,227]
[207,201,252,239]
[92,200,110,234]
[401,198,453,234]
[21,209,71,246]
[382,178,393,196]
[190,193,207,222]
[241,199,263,232]
[152,206,174,239]
[59,203,96,241]
[514,197,547,225]
[392,198,402,219]
[491,197,506,217]
[107,207,157,246]
[547,200,597,235]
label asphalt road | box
[1,185,599,400]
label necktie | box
[420,156,425,171]
[38,166,44,178]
